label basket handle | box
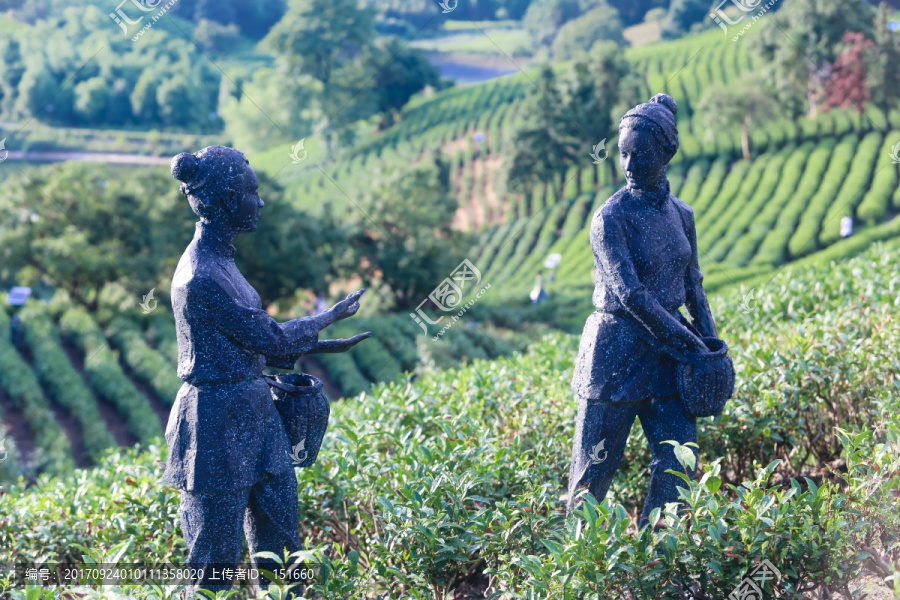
[261,374,299,394]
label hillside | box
[262,27,900,294]
[3,239,900,598]
[4,21,900,475]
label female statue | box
[567,94,720,528]
[162,146,370,596]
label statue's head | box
[170,145,262,232]
[617,94,679,190]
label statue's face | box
[618,125,669,190]
[232,166,263,233]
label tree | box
[867,2,900,116]
[605,0,667,26]
[0,164,194,310]
[564,42,629,189]
[12,62,58,120]
[506,66,574,207]
[265,0,375,85]
[523,0,583,46]
[551,3,625,60]
[0,36,24,116]
[696,77,777,161]
[238,175,344,306]
[193,19,242,56]
[661,0,710,40]
[73,76,110,121]
[361,37,442,130]
[823,32,874,129]
[752,0,874,118]
[345,156,468,310]
[219,67,323,154]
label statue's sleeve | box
[593,210,703,354]
[193,275,318,357]
[682,206,718,339]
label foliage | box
[218,67,324,155]
[0,163,194,309]
[0,6,220,130]
[3,243,900,598]
[823,32,874,115]
[18,304,117,464]
[660,0,710,40]
[343,155,469,310]
[238,174,346,306]
[58,306,162,444]
[752,0,875,118]
[550,3,625,60]
[696,76,777,161]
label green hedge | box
[18,307,117,463]
[58,307,162,444]
[0,307,75,478]
[106,317,182,405]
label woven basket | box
[675,337,735,418]
[264,373,330,468]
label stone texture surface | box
[163,145,370,597]
[568,95,723,526]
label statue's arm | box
[682,206,718,339]
[593,211,705,354]
[193,275,319,357]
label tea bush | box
[2,242,899,599]
[17,305,115,465]
[58,307,162,443]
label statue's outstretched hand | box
[307,331,372,354]
[320,289,366,327]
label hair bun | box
[171,152,200,183]
[649,93,677,117]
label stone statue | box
[567,94,721,528]
[162,146,370,597]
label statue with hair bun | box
[163,145,370,598]
[567,94,729,528]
